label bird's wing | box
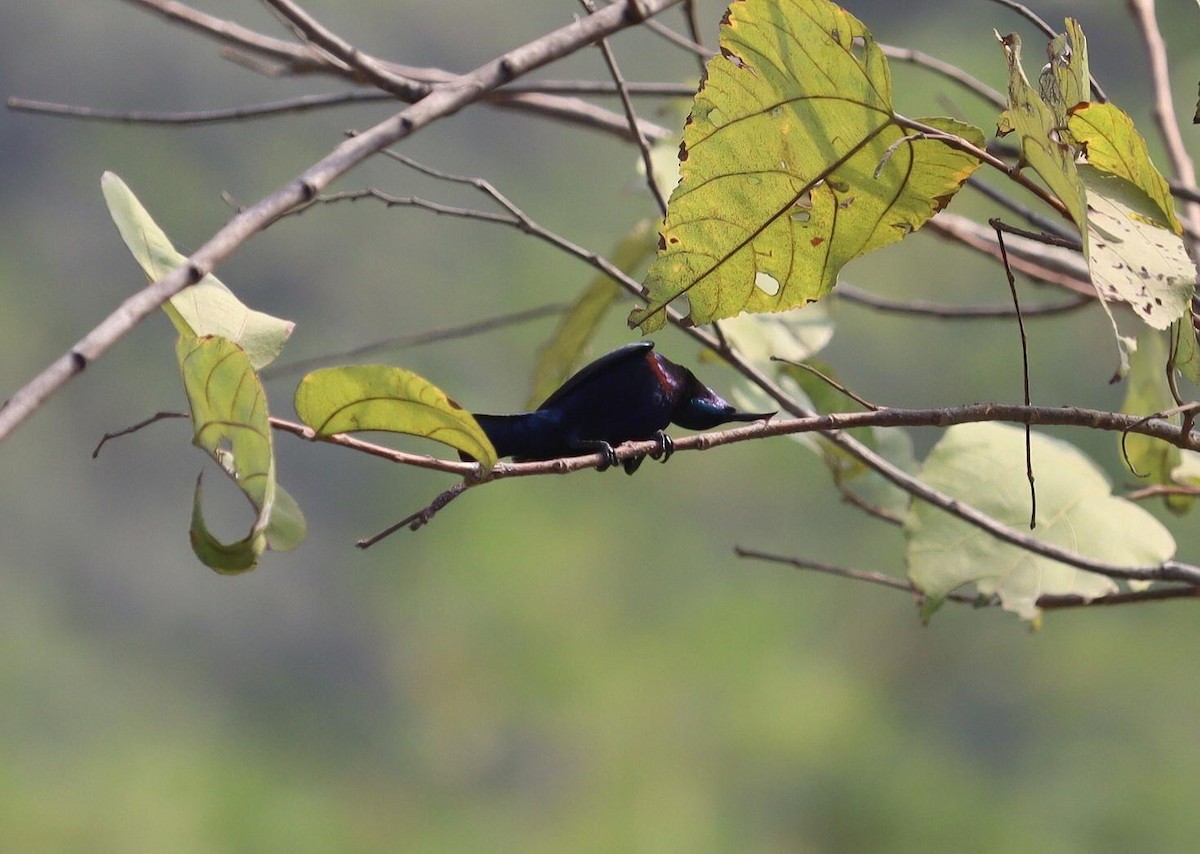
[536,341,655,409]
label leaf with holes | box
[178,335,305,573]
[103,172,294,369]
[630,0,984,332]
[996,30,1088,234]
[1080,166,1195,330]
[906,423,1175,622]
[295,365,496,470]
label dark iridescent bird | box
[473,341,774,474]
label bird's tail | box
[471,411,557,461]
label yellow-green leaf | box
[631,0,984,332]
[1038,18,1089,119]
[102,172,294,369]
[526,219,656,408]
[1070,101,1182,233]
[906,423,1176,622]
[295,365,496,470]
[177,335,304,572]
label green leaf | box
[295,365,496,470]
[189,475,266,575]
[996,30,1088,232]
[1122,331,1192,513]
[1079,166,1196,330]
[630,0,984,332]
[1069,101,1182,234]
[264,485,307,552]
[102,172,294,369]
[906,423,1176,622]
[177,335,303,572]
[526,219,656,408]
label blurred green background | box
[3,1,1199,850]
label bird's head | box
[673,372,775,430]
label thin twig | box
[357,482,470,545]
[1127,0,1200,260]
[263,401,1200,582]
[0,0,689,444]
[640,14,711,59]
[1126,483,1200,501]
[966,176,1079,243]
[924,212,1093,296]
[770,357,880,411]
[893,114,1072,220]
[680,0,708,73]
[992,219,1037,528]
[735,546,1200,610]
[983,0,1108,102]
[836,282,1091,319]
[260,302,568,381]
[261,0,431,100]
[879,44,1004,108]
[7,92,390,125]
[581,0,669,215]
[92,411,188,457]
[832,480,906,526]
[111,0,674,143]
[119,0,335,73]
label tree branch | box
[735,547,1200,610]
[0,0,686,444]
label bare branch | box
[1127,0,1200,259]
[8,91,390,126]
[983,0,1108,102]
[924,212,1093,296]
[92,411,188,458]
[893,114,1072,220]
[110,0,674,142]
[259,302,568,381]
[836,282,1091,319]
[261,0,431,99]
[0,0,688,444]
[735,547,1200,609]
[581,0,669,215]
[880,44,1004,108]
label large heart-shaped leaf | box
[906,423,1176,622]
[631,0,984,332]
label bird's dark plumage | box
[473,341,773,473]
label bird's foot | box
[623,431,673,475]
[583,441,618,472]
[650,430,674,464]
